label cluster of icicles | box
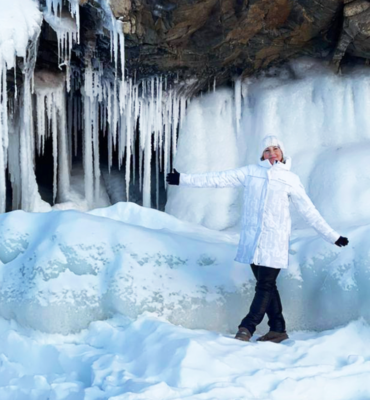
[0,0,188,213]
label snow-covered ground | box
[0,314,369,400]
[0,202,369,399]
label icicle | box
[172,93,179,164]
[151,77,157,151]
[57,89,71,202]
[125,78,133,200]
[34,70,70,203]
[156,147,159,209]
[92,100,100,202]
[108,126,112,174]
[132,129,136,185]
[163,91,171,188]
[234,78,242,135]
[107,82,113,137]
[52,96,58,204]
[14,57,18,99]
[118,22,126,109]
[158,76,163,170]
[35,93,46,155]
[213,77,216,92]
[103,97,107,136]
[119,24,125,82]
[112,19,119,78]
[167,90,173,171]
[82,55,105,207]
[68,92,73,171]
[138,99,144,191]
[46,0,62,16]
[46,92,53,140]
[134,84,139,126]
[0,59,7,213]
[43,7,79,73]
[180,96,186,128]
[66,61,71,92]
[113,80,118,147]
[139,140,143,192]
[19,31,43,212]
[83,94,94,206]
[73,96,78,156]
[68,0,80,43]
[3,64,9,169]
[118,116,126,170]
[8,114,21,210]
[143,108,152,208]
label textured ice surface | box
[0,202,367,335]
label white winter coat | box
[180,157,340,269]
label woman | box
[166,136,349,343]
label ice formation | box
[0,201,368,336]
[34,71,70,203]
[1,0,187,213]
[166,60,370,231]
[0,0,43,213]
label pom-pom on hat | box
[260,135,285,157]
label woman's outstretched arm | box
[166,166,251,188]
[290,178,348,246]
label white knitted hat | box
[260,135,285,157]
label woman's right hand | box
[166,169,180,185]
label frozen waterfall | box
[1,0,188,213]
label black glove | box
[335,236,349,247]
[166,169,180,185]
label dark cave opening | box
[31,106,169,211]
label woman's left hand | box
[335,236,349,247]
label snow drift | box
[0,202,367,334]
[0,314,370,400]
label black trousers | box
[239,264,286,335]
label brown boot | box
[257,331,288,343]
[235,327,252,342]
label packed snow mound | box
[0,204,242,334]
[89,202,239,244]
[0,314,369,400]
[0,202,368,334]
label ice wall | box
[166,60,370,231]
[0,202,368,334]
[166,89,246,230]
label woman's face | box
[263,146,283,165]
